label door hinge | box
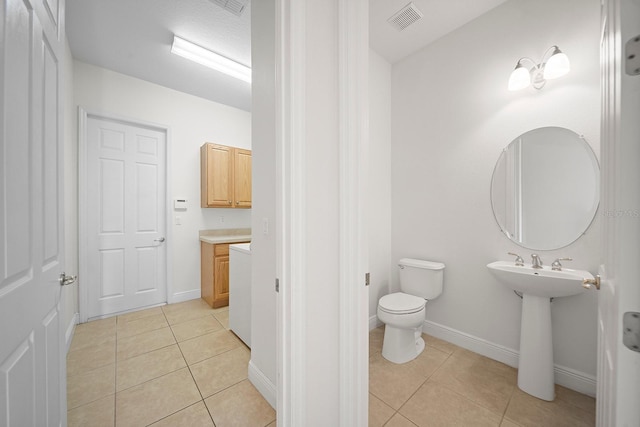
[275,278,279,293]
[625,35,640,76]
[365,272,370,287]
[623,312,640,353]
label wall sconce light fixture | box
[508,46,570,91]
[171,35,252,84]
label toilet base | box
[381,326,425,364]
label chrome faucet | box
[551,257,572,271]
[508,252,524,266]
[531,254,543,269]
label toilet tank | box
[398,258,445,300]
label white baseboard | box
[169,289,201,304]
[369,314,382,331]
[421,319,596,397]
[65,313,79,354]
[248,360,276,409]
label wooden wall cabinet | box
[200,143,252,208]
[201,241,249,308]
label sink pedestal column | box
[518,294,555,401]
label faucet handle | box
[551,257,572,271]
[508,252,524,266]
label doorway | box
[79,111,169,321]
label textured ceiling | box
[66,0,252,111]
[369,0,510,63]
[66,0,510,112]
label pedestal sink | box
[487,261,594,401]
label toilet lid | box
[379,292,426,314]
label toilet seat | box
[378,292,426,315]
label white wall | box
[71,61,251,302]
[249,0,277,404]
[390,0,601,384]
[368,50,392,322]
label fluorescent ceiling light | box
[171,35,251,84]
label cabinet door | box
[201,143,233,207]
[213,255,230,308]
[200,242,215,306]
[234,148,252,208]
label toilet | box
[377,258,445,364]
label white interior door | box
[0,0,67,425]
[82,114,167,320]
[598,0,640,425]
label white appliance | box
[229,242,252,347]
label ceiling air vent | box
[387,2,423,31]
[209,0,246,16]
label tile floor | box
[368,327,596,427]
[68,300,595,427]
[66,299,276,427]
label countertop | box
[199,228,251,245]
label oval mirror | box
[490,127,599,250]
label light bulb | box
[543,48,570,80]
[508,63,531,91]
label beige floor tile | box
[117,306,164,323]
[204,380,276,427]
[74,316,116,335]
[428,348,517,413]
[69,328,115,353]
[67,394,115,427]
[386,413,418,427]
[116,313,168,339]
[423,333,461,355]
[162,299,215,325]
[213,310,229,329]
[555,385,596,415]
[67,364,115,410]
[190,346,250,398]
[170,314,223,342]
[149,401,214,427]
[369,352,428,410]
[369,393,395,427]
[115,368,202,427]
[178,329,242,365]
[399,382,502,427]
[369,327,384,357]
[500,419,523,427]
[67,339,116,377]
[409,345,450,379]
[504,388,595,427]
[116,326,176,361]
[116,344,187,391]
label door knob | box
[59,273,77,286]
[154,237,166,243]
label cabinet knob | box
[228,201,232,205]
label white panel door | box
[0,0,67,425]
[598,0,640,425]
[85,116,167,320]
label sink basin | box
[487,261,592,298]
[487,260,594,401]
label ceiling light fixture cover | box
[508,45,570,91]
[171,35,251,84]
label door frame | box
[274,0,369,424]
[77,107,173,323]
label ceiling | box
[66,0,509,112]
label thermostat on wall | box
[174,199,188,210]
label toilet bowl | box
[377,258,445,364]
[377,292,426,363]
